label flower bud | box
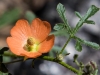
[57,54,64,61]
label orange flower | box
[7,18,55,58]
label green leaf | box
[54,23,65,30]
[56,3,72,34]
[25,11,36,23]
[75,41,82,52]
[0,8,20,28]
[85,20,95,24]
[74,36,100,50]
[49,46,67,57]
[73,5,99,34]
[93,69,98,75]
[50,29,68,37]
[75,11,82,19]
[83,40,100,50]
[0,71,11,75]
[57,3,66,23]
[85,5,99,19]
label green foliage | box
[56,3,67,23]
[86,5,99,19]
[74,36,100,50]
[93,69,98,75]
[0,71,12,75]
[55,3,72,34]
[75,11,95,25]
[75,41,82,52]
[50,29,68,37]
[85,20,95,24]
[54,4,100,63]
[25,11,36,23]
[83,40,100,50]
[1,3,100,75]
[73,5,100,51]
[0,8,20,28]
[49,46,67,57]
[75,11,82,19]
[54,23,65,30]
[73,5,99,34]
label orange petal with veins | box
[31,18,51,43]
[7,37,25,56]
[38,35,55,53]
[11,19,32,40]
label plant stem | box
[3,50,82,74]
[73,19,84,34]
[4,59,22,64]
[39,56,81,74]
[60,36,71,54]
[4,51,18,57]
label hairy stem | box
[3,52,82,74]
[4,59,22,64]
[60,36,71,54]
[39,56,82,74]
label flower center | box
[27,37,34,45]
[23,37,39,52]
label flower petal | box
[38,35,55,53]
[20,51,42,58]
[7,37,25,56]
[11,19,32,40]
[31,18,51,43]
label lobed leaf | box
[57,3,66,22]
[73,5,99,34]
[50,29,68,37]
[75,11,82,19]
[56,3,72,34]
[25,11,36,23]
[0,8,20,28]
[54,23,65,30]
[75,41,82,52]
[83,40,100,50]
[85,5,99,19]
[74,36,100,50]
[85,20,95,24]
